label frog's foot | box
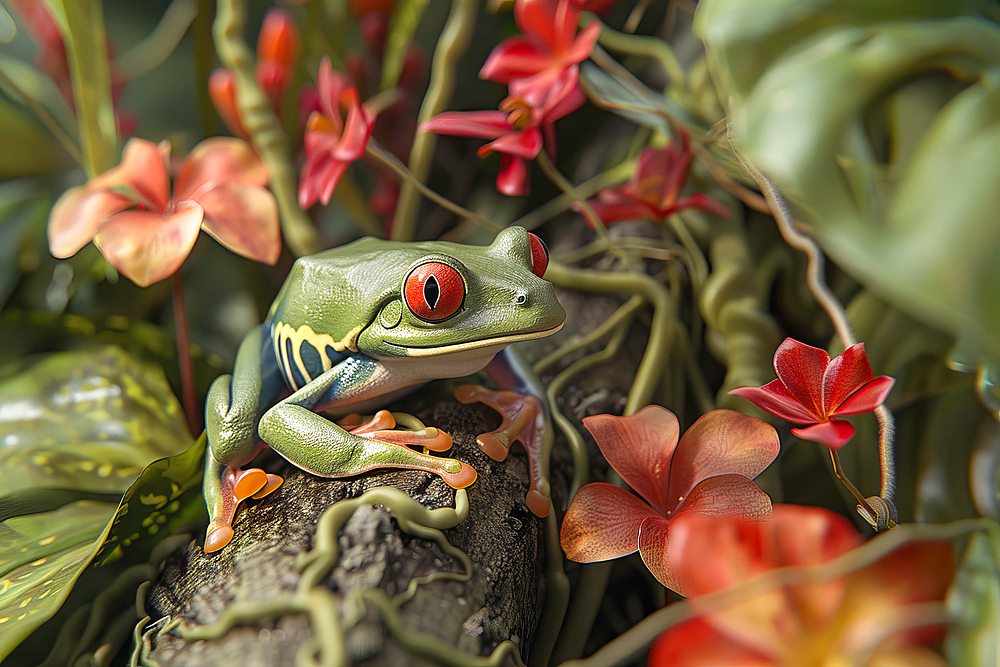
[454,384,551,517]
[338,410,453,452]
[334,410,474,489]
[204,467,283,553]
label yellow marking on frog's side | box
[272,321,363,389]
[38,536,55,546]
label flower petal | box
[208,68,248,139]
[833,375,895,416]
[515,0,571,52]
[823,343,875,411]
[648,617,774,666]
[729,379,819,424]
[637,514,676,589]
[48,186,131,258]
[114,138,171,212]
[480,127,543,159]
[496,154,531,196]
[174,137,269,203]
[674,192,731,218]
[559,482,659,562]
[421,111,511,139]
[791,419,856,449]
[93,202,203,286]
[197,182,280,264]
[773,337,830,418]
[582,405,680,514]
[479,36,548,83]
[316,57,347,131]
[673,475,773,523]
[666,410,779,512]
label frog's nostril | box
[514,292,527,305]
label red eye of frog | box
[404,262,466,322]
[528,233,549,278]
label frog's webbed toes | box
[455,384,551,518]
[339,409,454,452]
[204,467,283,553]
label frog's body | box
[203,227,565,552]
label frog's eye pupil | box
[424,276,440,309]
[404,262,465,322]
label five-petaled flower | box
[298,58,376,209]
[559,406,779,590]
[210,7,300,140]
[575,133,729,225]
[48,137,280,287]
[729,338,895,450]
[650,505,954,666]
[480,0,600,111]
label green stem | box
[366,140,500,232]
[193,0,217,137]
[213,0,319,256]
[584,12,685,85]
[391,0,479,241]
[46,0,118,176]
[535,150,611,245]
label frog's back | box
[263,239,410,390]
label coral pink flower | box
[480,0,600,110]
[210,8,299,139]
[651,505,955,665]
[576,134,729,225]
[559,406,779,590]
[48,137,280,286]
[298,58,376,208]
[730,338,895,450]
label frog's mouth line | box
[383,321,564,357]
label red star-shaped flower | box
[730,338,895,449]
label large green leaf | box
[695,2,1000,363]
[0,346,192,499]
[0,346,195,659]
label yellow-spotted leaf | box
[0,500,117,659]
[0,346,193,500]
[93,433,207,567]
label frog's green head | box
[356,226,565,363]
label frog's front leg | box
[203,325,285,553]
[258,356,478,491]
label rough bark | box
[142,395,545,667]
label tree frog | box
[203,226,565,552]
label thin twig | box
[172,274,200,437]
[366,140,499,232]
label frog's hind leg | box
[258,359,478,490]
[203,325,286,553]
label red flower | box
[210,8,299,139]
[422,74,583,196]
[559,406,779,590]
[480,0,600,111]
[651,505,955,665]
[48,137,280,286]
[576,134,729,225]
[298,58,376,208]
[730,338,895,450]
